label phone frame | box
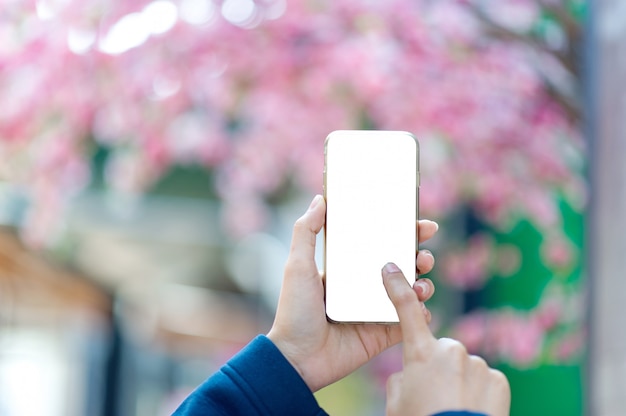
[323,130,420,323]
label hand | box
[382,263,511,416]
[267,194,439,392]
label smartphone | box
[323,130,419,323]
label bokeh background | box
[0,0,589,415]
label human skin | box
[267,194,438,392]
[382,262,511,416]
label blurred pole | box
[103,307,123,416]
[588,1,626,415]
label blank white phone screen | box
[324,130,419,323]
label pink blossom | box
[450,296,585,368]
[492,312,545,365]
[452,309,545,367]
[553,329,586,361]
[452,312,488,354]
[480,0,542,33]
[441,234,493,289]
[493,243,522,277]
[534,297,564,330]
[542,234,576,268]
[0,0,584,244]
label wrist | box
[266,331,315,391]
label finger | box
[486,369,511,416]
[436,337,469,364]
[382,263,435,355]
[485,368,511,391]
[413,278,435,302]
[286,195,326,273]
[416,249,435,275]
[417,220,439,243]
[468,355,488,373]
[488,369,511,396]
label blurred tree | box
[0,0,584,242]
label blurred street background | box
[0,0,615,414]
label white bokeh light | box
[143,0,179,34]
[36,0,55,20]
[98,12,150,54]
[265,0,286,20]
[98,1,178,55]
[67,28,96,54]
[36,0,71,20]
[0,332,68,416]
[180,0,217,26]
[221,0,256,26]
[152,75,182,99]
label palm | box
[332,324,398,374]
[298,273,401,391]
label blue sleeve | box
[172,335,328,416]
[172,335,486,416]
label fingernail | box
[383,262,401,274]
[420,249,433,257]
[420,219,438,231]
[416,280,429,297]
[308,195,322,210]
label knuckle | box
[284,256,308,276]
[489,369,511,392]
[436,338,469,367]
[469,354,488,369]
[293,214,307,227]
[440,337,468,355]
[292,217,309,235]
[423,308,432,324]
[292,219,316,246]
[393,287,417,305]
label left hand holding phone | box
[267,194,439,392]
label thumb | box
[287,195,325,270]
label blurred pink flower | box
[534,297,564,330]
[0,0,584,244]
[452,312,488,354]
[451,292,585,368]
[480,0,541,33]
[441,234,493,289]
[494,311,545,365]
[540,231,577,269]
[493,243,522,277]
[453,309,545,367]
[553,329,585,361]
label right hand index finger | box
[382,262,436,359]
